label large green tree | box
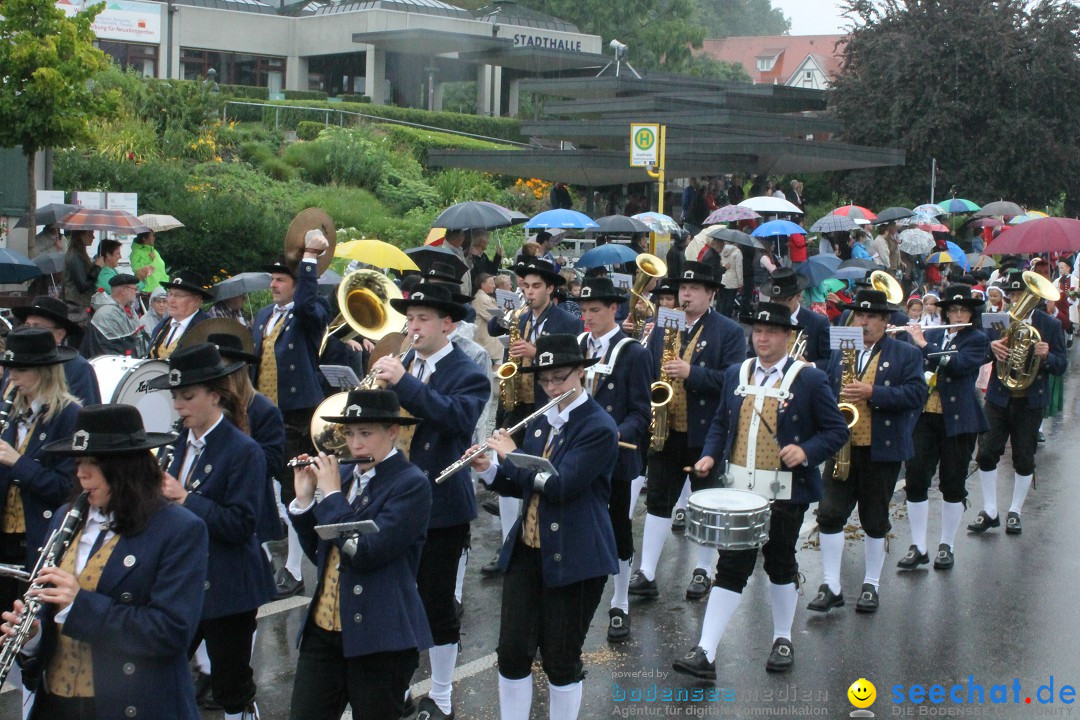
[831,0,1080,213]
[0,0,113,253]
[698,0,790,37]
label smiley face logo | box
[848,678,876,709]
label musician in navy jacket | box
[13,296,100,405]
[287,389,433,720]
[899,285,989,571]
[471,334,618,720]
[7,404,208,720]
[631,262,746,602]
[573,277,651,643]
[368,283,488,720]
[755,269,832,366]
[154,343,275,720]
[971,269,1068,536]
[0,328,81,615]
[146,270,213,359]
[809,289,926,616]
[672,303,848,681]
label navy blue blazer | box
[395,344,489,529]
[0,402,80,568]
[252,260,332,412]
[578,330,652,481]
[170,419,275,619]
[646,309,746,448]
[984,308,1068,409]
[486,396,619,587]
[488,302,584,408]
[826,336,927,463]
[290,452,434,657]
[146,310,211,359]
[26,503,208,720]
[65,354,101,406]
[702,359,850,504]
[249,392,286,543]
[920,327,990,436]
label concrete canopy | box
[457,47,608,72]
[351,28,511,56]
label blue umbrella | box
[526,209,599,231]
[751,220,807,237]
[797,254,841,286]
[834,266,872,281]
[0,248,43,284]
[944,240,971,271]
[575,243,638,270]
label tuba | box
[648,320,678,452]
[869,269,903,305]
[630,253,667,338]
[995,270,1060,391]
[319,270,407,355]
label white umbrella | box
[137,214,185,233]
[685,227,715,261]
[898,228,935,255]
[737,197,804,215]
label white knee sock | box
[940,501,964,548]
[285,524,303,581]
[768,582,798,642]
[697,586,742,663]
[549,681,583,720]
[675,478,692,511]
[979,468,998,519]
[637,513,672,581]
[195,640,211,673]
[1009,474,1033,515]
[499,496,521,541]
[863,537,886,589]
[906,500,929,553]
[629,475,647,519]
[498,674,533,720]
[454,549,467,604]
[694,544,715,575]
[819,531,844,595]
[428,643,458,714]
[611,558,632,613]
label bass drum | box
[89,356,179,433]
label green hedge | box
[261,100,526,143]
[337,93,371,104]
[296,121,326,141]
[378,123,515,166]
[219,84,269,100]
[283,90,328,101]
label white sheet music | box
[495,289,521,312]
[656,308,687,332]
[610,272,633,292]
[829,326,864,350]
[320,365,361,389]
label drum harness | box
[577,333,637,396]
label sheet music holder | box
[320,365,361,390]
[315,520,380,541]
[504,453,559,477]
[829,326,864,350]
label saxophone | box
[496,305,524,412]
[829,340,860,481]
[648,322,678,452]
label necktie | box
[588,339,601,359]
[165,321,181,346]
[88,520,110,558]
[184,440,205,489]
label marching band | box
[0,211,1070,720]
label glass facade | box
[180,48,286,91]
[97,41,159,77]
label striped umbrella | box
[60,208,150,234]
[937,198,981,214]
[810,214,857,233]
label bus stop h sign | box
[630,124,659,167]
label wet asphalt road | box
[4,350,1080,720]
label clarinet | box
[158,418,184,471]
[0,386,18,438]
[0,492,90,685]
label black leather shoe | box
[672,646,716,680]
[671,508,687,532]
[480,554,503,577]
[933,543,954,570]
[806,584,844,613]
[1038,431,1046,443]
[273,567,304,600]
[855,583,879,613]
[481,499,500,516]
[401,694,416,718]
[967,511,1000,533]
[897,545,929,570]
[607,608,631,643]
[1006,511,1022,535]
[193,671,222,710]
[765,638,794,673]
[685,569,710,601]
[628,570,659,598]
[416,697,454,720]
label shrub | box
[337,94,370,104]
[296,121,326,141]
[239,141,275,166]
[262,157,296,182]
[429,168,513,207]
[219,84,269,101]
[378,124,513,167]
[88,116,160,163]
[283,90,328,101]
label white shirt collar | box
[171,310,199,332]
[274,301,294,314]
[789,304,801,323]
[753,358,785,386]
[87,506,114,531]
[414,340,454,375]
[189,412,225,446]
[544,388,589,431]
[588,325,621,355]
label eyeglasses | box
[537,370,575,387]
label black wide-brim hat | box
[572,277,625,304]
[518,333,600,374]
[652,277,678,298]
[264,253,297,279]
[146,342,245,390]
[12,296,80,336]
[514,258,565,286]
[320,388,420,425]
[165,269,214,300]
[389,283,468,322]
[1001,270,1025,293]
[760,268,809,299]
[749,301,799,329]
[43,404,178,456]
[0,327,79,367]
[673,261,722,289]
[208,332,259,364]
[840,289,898,315]
[936,283,984,310]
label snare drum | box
[89,356,179,433]
[685,489,770,550]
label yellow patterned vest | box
[313,545,345,632]
[850,356,879,447]
[2,418,39,534]
[257,313,286,404]
[395,357,425,460]
[152,323,182,359]
[670,323,703,433]
[47,528,121,697]
[924,371,942,414]
[522,429,558,548]
[730,394,782,469]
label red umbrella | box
[917,222,950,234]
[831,205,878,222]
[59,208,150,234]
[967,217,1003,229]
[983,217,1080,254]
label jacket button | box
[793,435,800,441]
[120,592,133,603]
[792,415,799,421]
[949,396,956,402]
[954,414,960,420]
[353,613,362,623]
[43,510,53,519]
[550,522,559,531]
[353,585,362,595]
[291,387,297,393]
[607,383,615,390]
[699,361,705,366]
[123,662,135,675]
[885,440,891,446]
[884,380,891,386]
[884,420,891,427]
[552,553,562,562]
[125,707,137,718]
[288,343,295,350]
[289,365,296,371]
[424,443,430,451]
[605,405,613,412]
[123,555,136,567]
[699,399,705,405]
[204,581,211,590]
[944,377,951,382]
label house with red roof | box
[700,34,847,89]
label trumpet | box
[358,328,415,389]
[435,389,575,484]
[788,329,806,359]
[287,455,375,468]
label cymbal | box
[285,208,336,276]
[177,318,255,355]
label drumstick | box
[752,407,776,436]
[618,441,638,450]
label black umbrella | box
[872,207,914,225]
[32,252,65,275]
[974,200,1025,218]
[432,201,524,231]
[703,226,763,250]
[14,203,80,229]
[405,245,469,278]
[591,215,652,234]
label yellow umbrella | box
[335,239,419,271]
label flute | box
[886,322,972,333]
[287,455,375,468]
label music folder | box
[314,520,379,540]
[504,453,559,477]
